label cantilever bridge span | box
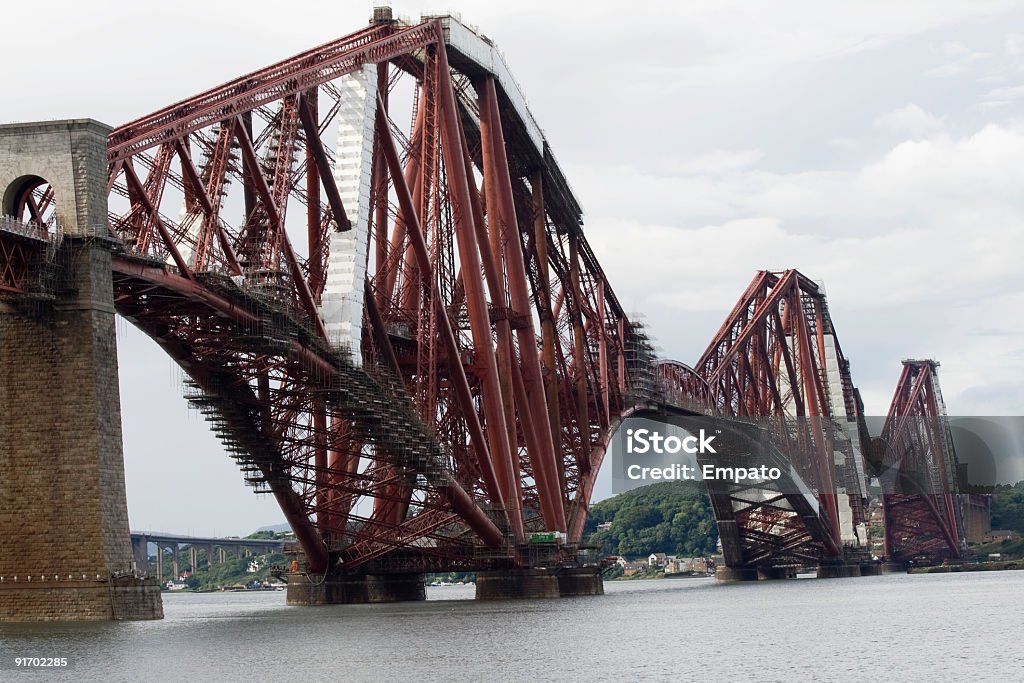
[0,11,965,613]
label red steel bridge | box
[0,11,966,586]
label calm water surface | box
[1,572,1021,681]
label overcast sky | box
[4,1,1023,535]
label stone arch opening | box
[4,174,58,236]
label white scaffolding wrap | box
[319,64,378,363]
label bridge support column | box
[475,569,561,599]
[881,561,907,573]
[757,567,795,580]
[860,562,883,576]
[817,562,862,579]
[0,119,162,621]
[286,571,426,605]
[132,537,149,575]
[556,567,605,596]
[715,567,759,582]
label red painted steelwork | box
[880,360,964,563]
[0,15,965,576]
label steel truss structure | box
[878,360,965,563]
[102,14,637,574]
[0,12,966,574]
[691,270,870,568]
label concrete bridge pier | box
[170,543,179,581]
[715,567,759,582]
[475,569,560,599]
[0,120,163,621]
[817,562,863,579]
[132,537,149,575]
[286,571,426,605]
[757,566,796,580]
[556,567,605,596]
[474,566,608,599]
[860,562,883,576]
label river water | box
[1,571,1021,681]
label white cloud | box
[828,137,859,151]
[1006,33,1024,56]
[942,41,972,58]
[979,83,1024,108]
[926,40,991,78]
[873,104,945,135]
[659,149,764,176]
[926,63,971,78]
[576,122,1024,413]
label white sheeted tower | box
[319,64,378,364]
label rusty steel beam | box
[435,38,525,542]
[297,92,352,233]
[479,77,566,533]
[373,93,507,526]
[108,22,441,160]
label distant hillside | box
[991,481,1024,532]
[583,481,718,559]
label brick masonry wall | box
[0,120,162,620]
[0,577,163,621]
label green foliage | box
[969,537,1024,559]
[990,481,1024,533]
[156,530,293,590]
[600,564,624,580]
[583,481,718,559]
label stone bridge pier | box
[0,120,162,621]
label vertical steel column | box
[597,280,610,426]
[314,398,329,538]
[435,41,525,541]
[475,83,542,526]
[373,66,390,310]
[478,77,566,532]
[568,232,592,460]
[305,87,330,542]
[531,172,566,495]
[328,420,360,545]
[453,114,529,516]
[383,104,424,306]
[305,87,324,297]
[793,288,841,550]
[374,93,509,537]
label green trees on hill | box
[991,481,1024,532]
[583,481,718,558]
